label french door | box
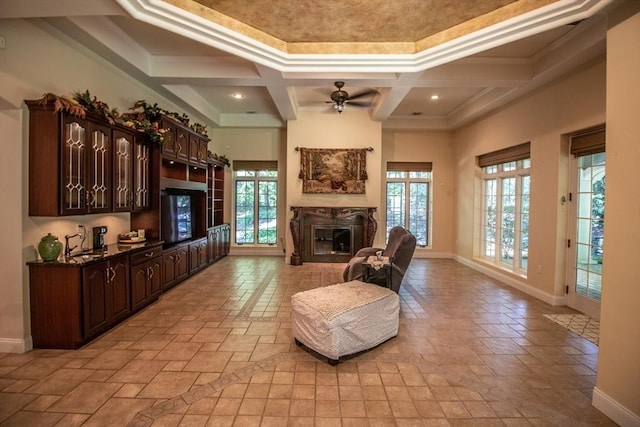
[566,151,605,318]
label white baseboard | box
[0,336,33,354]
[452,255,566,306]
[593,386,640,427]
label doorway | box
[566,130,605,318]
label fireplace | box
[313,226,352,255]
[290,207,376,265]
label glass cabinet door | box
[113,130,133,212]
[61,116,88,215]
[87,123,112,213]
[133,140,150,211]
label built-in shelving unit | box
[208,163,225,227]
[26,102,230,349]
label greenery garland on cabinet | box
[34,90,209,144]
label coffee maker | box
[92,226,108,251]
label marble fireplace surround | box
[290,206,377,265]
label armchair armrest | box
[354,247,384,257]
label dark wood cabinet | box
[189,237,208,273]
[27,105,113,216]
[189,135,209,166]
[82,255,130,339]
[28,265,84,349]
[131,245,163,311]
[28,245,166,349]
[162,243,189,290]
[29,255,130,349]
[160,118,189,162]
[207,224,230,264]
[25,100,150,216]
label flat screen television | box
[161,193,193,245]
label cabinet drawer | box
[130,247,161,265]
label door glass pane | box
[574,153,605,301]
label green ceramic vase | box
[38,233,63,262]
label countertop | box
[28,240,163,266]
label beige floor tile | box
[47,381,122,414]
[0,258,617,426]
[263,398,291,416]
[138,371,199,399]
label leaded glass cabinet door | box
[112,130,133,212]
[87,122,112,213]
[133,139,150,211]
[61,115,88,215]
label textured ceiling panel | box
[162,0,558,53]
[190,0,519,43]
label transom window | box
[385,162,432,246]
[478,143,530,274]
[233,161,278,245]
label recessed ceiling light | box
[231,92,245,99]
[411,112,422,116]
[430,94,439,100]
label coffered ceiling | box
[1,0,616,129]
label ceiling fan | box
[327,81,378,113]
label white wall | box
[0,19,217,352]
[593,7,640,425]
[452,59,606,304]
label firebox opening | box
[313,226,352,255]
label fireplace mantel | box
[290,206,376,265]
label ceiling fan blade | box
[348,89,378,100]
[347,100,374,107]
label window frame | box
[480,159,530,275]
[385,169,432,247]
[233,168,278,246]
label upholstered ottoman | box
[291,280,399,364]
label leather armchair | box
[343,226,417,293]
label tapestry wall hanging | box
[298,147,370,194]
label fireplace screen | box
[313,226,352,255]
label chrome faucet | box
[64,233,80,257]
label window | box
[479,143,530,273]
[386,162,431,246]
[233,161,278,245]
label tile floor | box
[542,314,600,346]
[0,257,615,426]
